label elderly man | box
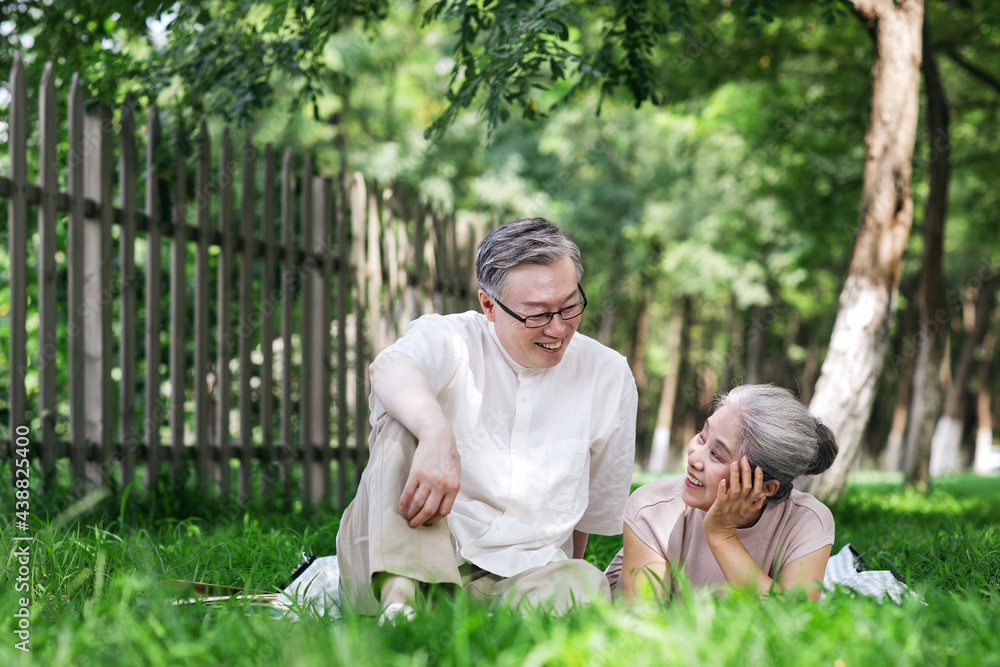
[336,217,637,620]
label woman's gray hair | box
[715,384,838,504]
[475,217,583,300]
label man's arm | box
[370,351,461,528]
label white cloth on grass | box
[278,555,343,620]
[822,544,923,604]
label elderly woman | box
[606,384,838,601]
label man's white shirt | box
[371,311,638,577]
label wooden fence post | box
[336,170,350,506]
[67,74,83,486]
[382,187,399,342]
[410,195,430,317]
[216,128,235,498]
[118,103,138,492]
[237,135,257,502]
[395,189,415,333]
[144,107,163,498]
[279,149,296,499]
[308,174,333,505]
[351,172,369,481]
[259,144,276,501]
[366,183,383,355]
[169,127,189,483]
[82,104,114,488]
[6,54,27,473]
[37,62,58,491]
[193,121,212,491]
[298,155,320,506]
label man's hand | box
[398,423,461,528]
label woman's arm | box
[777,545,832,600]
[620,524,671,601]
[704,457,829,598]
[706,522,831,599]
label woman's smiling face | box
[682,406,743,511]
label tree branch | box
[945,49,1000,97]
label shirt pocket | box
[545,438,590,514]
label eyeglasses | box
[490,283,588,329]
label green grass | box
[2,473,999,666]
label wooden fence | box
[1,55,487,508]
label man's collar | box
[485,319,536,375]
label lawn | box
[2,472,999,666]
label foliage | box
[0,0,390,122]
[0,473,998,665]
[2,0,1000,473]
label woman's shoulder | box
[627,476,686,514]
[782,489,835,532]
[624,476,689,547]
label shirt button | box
[520,397,527,403]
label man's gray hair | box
[715,384,838,504]
[475,217,583,300]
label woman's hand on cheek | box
[704,456,767,537]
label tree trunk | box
[802,0,924,502]
[648,299,686,473]
[672,297,696,449]
[973,332,998,474]
[882,276,919,470]
[780,309,800,389]
[930,273,1000,474]
[904,16,951,489]
[722,293,738,390]
[630,282,654,461]
[800,340,819,406]
[597,244,624,347]
[745,305,770,385]
[630,242,663,460]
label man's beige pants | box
[336,416,611,615]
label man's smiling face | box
[478,256,583,369]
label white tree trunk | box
[803,275,894,497]
[929,416,962,476]
[647,301,685,474]
[973,345,997,475]
[883,400,908,471]
[800,0,924,502]
[973,428,998,475]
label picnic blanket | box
[821,543,923,604]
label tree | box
[901,15,950,491]
[15,0,1000,499]
[798,0,923,500]
[413,0,927,500]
